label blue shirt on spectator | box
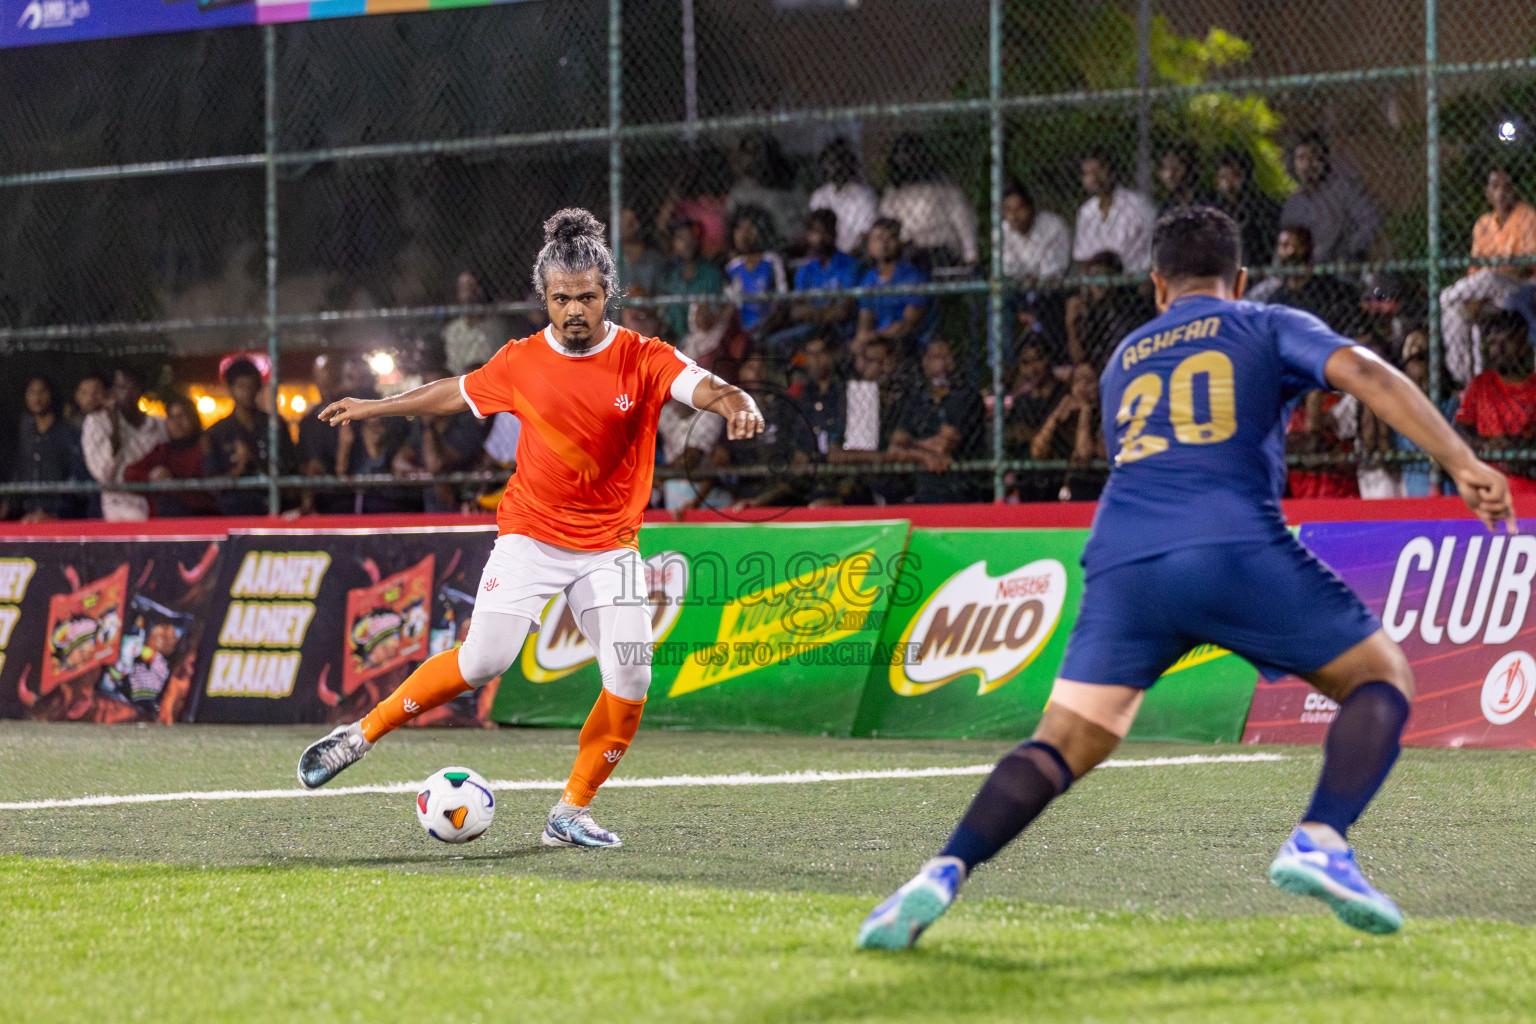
[725,252,787,331]
[795,251,861,303]
[858,260,930,331]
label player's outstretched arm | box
[318,377,469,427]
[1324,345,1516,532]
[686,375,765,441]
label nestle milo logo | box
[890,558,1068,697]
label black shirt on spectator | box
[898,383,984,503]
[205,410,298,516]
[11,415,87,519]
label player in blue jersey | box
[859,207,1515,949]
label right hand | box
[147,466,172,482]
[1449,458,1518,533]
[319,397,374,426]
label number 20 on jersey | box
[1115,349,1237,465]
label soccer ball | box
[415,766,495,843]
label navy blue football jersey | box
[1082,294,1353,575]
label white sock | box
[1300,822,1348,850]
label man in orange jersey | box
[298,209,764,848]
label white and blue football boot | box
[1268,827,1403,934]
[297,722,373,789]
[542,802,623,849]
[856,856,965,950]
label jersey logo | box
[614,394,634,412]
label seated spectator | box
[443,271,508,376]
[795,332,846,457]
[724,205,788,337]
[1072,148,1156,274]
[1001,180,1071,284]
[5,375,87,522]
[204,359,298,517]
[296,353,354,514]
[410,358,491,513]
[656,399,728,514]
[1212,148,1281,268]
[619,207,668,298]
[1285,389,1359,499]
[1456,308,1536,495]
[1156,142,1212,213]
[771,209,859,357]
[82,366,168,522]
[887,338,984,503]
[124,396,218,518]
[678,298,754,384]
[620,286,665,341]
[656,145,733,262]
[1065,251,1157,371]
[727,133,806,252]
[853,217,932,359]
[826,336,915,505]
[1394,331,1441,496]
[1028,362,1107,501]
[721,353,808,511]
[1002,339,1068,501]
[878,133,979,268]
[1252,225,1364,336]
[1440,167,1536,385]
[338,417,423,513]
[68,372,109,429]
[1340,334,1404,498]
[808,137,879,256]
[657,219,725,341]
[1279,133,1381,263]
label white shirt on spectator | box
[1002,210,1072,281]
[81,408,168,521]
[809,181,879,254]
[879,181,979,264]
[483,412,521,465]
[1073,187,1156,273]
[657,400,724,466]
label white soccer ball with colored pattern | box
[415,766,495,843]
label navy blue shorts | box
[1058,535,1380,688]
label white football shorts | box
[473,533,646,631]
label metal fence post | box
[264,24,281,517]
[1424,0,1444,495]
[988,0,1006,501]
[1134,0,1154,195]
[609,0,624,291]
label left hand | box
[726,402,766,441]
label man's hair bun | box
[544,208,605,246]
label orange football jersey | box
[460,322,693,550]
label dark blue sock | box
[1301,681,1410,838]
[940,740,1073,871]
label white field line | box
[0,753,1287,812]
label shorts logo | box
[602,748,624,763]
[614,394,633,412]
[1481,651,1536,725]
[402,697,420,713]
[483,578,499,593]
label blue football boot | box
[1268,827,1403,934]
[542,802,623,848]
[857,856,965,950]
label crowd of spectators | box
[7,131,1536,520]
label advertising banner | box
[0,0,532,51]
[191,526,494,726]
[0,535,225,723]
[852,528,1258,743]
[1244,519,1536,749]
[490,521,911,735]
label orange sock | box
[562,688,646,807]
[359,649,473,743]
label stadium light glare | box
[291,395,307,413]
[368,351,395,376]
[196,395,216,414]
[1499,120,1518,143]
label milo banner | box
[852,528,1258,743]
[190,526,495,725]
[489,521,911,735]
[1244,519,1536,749]
[0,535,225,723]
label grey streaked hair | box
[531,208,618,300]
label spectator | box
[81,366,168,522]
[123,396,218,518]
[443,271,508,377]
[204,358,298,517]
[1285,389,1359,499]
[1456,308,1536,495]
[1065,251,1157,372]
[727,133,806,251]
[1279,133,1381,264]
[1440,167,1536,385]
[721,353,808,511]
[827,336,915,505]
[724,205,788,337]
[5,375,87,522]
[808,137,879,256]
[296,354,353,514]
[338,417,422,514]
[68,372,109,429]
[619,207,668,298]
[1394,330,1443,496]
[657,220,725,342]
[853,217,932,359]
[1156,142,1211,213]
[1002,339,1068,501]
[1072,149,1156,274]
[888,338,984,503]
[1212,148,1281,268]
[620,286,665,340]
[878,133,979,268]
[656,146,733,261]
[1001,180,1072,284]
[656,399,728,514]
[795,333,846,458]
[772,209,859,357]
[1253,225,1364,336]
[1028,363,1107,501]
[409,356,491,514]
[1340,334,1403,498]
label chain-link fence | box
[3,0,1536,516]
